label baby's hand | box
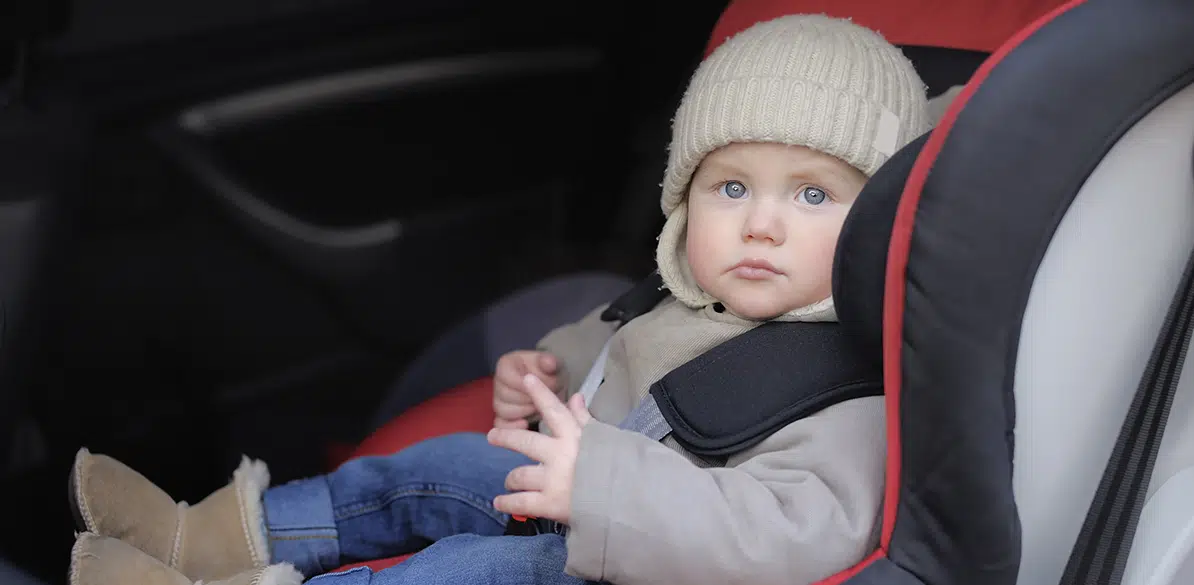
[488,373,592,525]
[492,351,560,430]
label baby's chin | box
[695,275,826,321]
[718,295,810,321]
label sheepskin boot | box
[69,532,303,585]
[68,448,271,581]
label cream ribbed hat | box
[656,14,931,321]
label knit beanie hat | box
[656,13,931,321]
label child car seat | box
[329,0,1194,582]
[834,0,1194,583]
[920,0,1194,583]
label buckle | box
[503,515,565,536]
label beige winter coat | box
[535,296,885,585]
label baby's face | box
[685,142,866,320]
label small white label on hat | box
[873,108,900,157]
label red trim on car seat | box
[814,549,888,585]
[876,0,1089,553]
[706,0,1072,55]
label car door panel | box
[152,48,604,286]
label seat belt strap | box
[600,271,667,327]
[572,271,665,407]
[617,393,673,442]
[575,339,611,408]
[1060,244,1194,585]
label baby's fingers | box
[492,417,529,430]
[567,394,592,426]
[493,491,549,518]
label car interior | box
[1,1,732,578]
[3,0,1193,583]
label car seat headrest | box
[832,132,927,358]
[705,0,1071,55]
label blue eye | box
[719,181,747,199]
[798,186,828,205]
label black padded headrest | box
[832,132,929,358]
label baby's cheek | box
[790,227,839,289]
[687,244,719,291]
[816,231,845,290]
[685,226,720,278]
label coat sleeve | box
[564,395,885,585]
[535,304,620,400]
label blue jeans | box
[261,433,589,585]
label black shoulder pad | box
[600,271,668,327]
[649,321,882,457]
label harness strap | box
[617,394,672,442]
[600,271,668,327]
[575,340,611,408]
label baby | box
[67,14,929,585]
